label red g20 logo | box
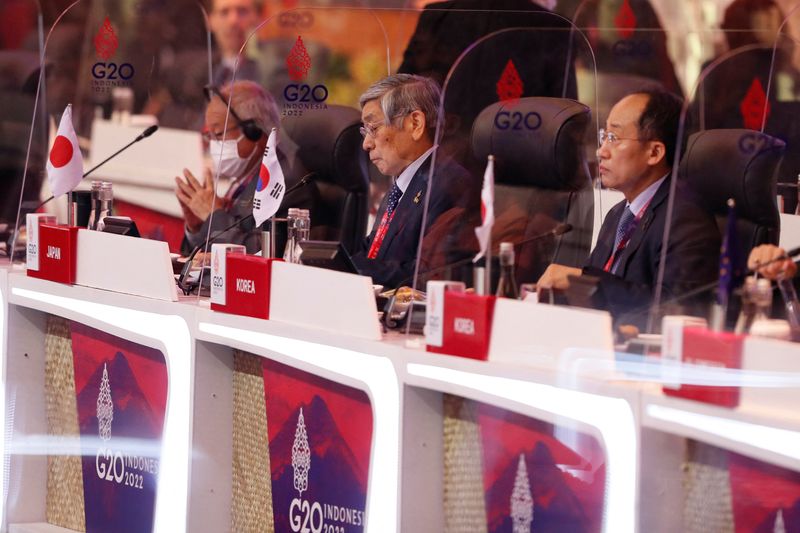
[283,36,329,116]
[91,17,135,89]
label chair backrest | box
[471,96,594,282]
[281,105,370,253]
[678,129,785,255]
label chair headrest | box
[679,129,784,226]
[281,105,369,193]
[471,97,590,191]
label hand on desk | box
[536,263,583,290]
[748,244,797,280]
[175,167,226,233]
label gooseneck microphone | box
[35,125,160,211]
[401,222,573,287]
[380,223,573,330]
[625,247,800,328]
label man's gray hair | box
[219,80,280,135]
[359,74,441,131]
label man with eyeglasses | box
[537,89,720,327]
[174,80,308,255]
[352,74,475,288]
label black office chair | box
[281,105,370,253]
[679,129,785,256]
[470,96,595,283]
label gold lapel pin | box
[413,190,422,204]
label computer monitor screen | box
[298,240,359,275]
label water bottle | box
[495,242,519,299]
[283,208,300,263]
[293,209,310,263]
[88,181,113,231]
[734,276,756,334]
[748,278,773,334]
[777,277,800,330]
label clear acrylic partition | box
[1,0,43,255]
[11,0,213,260]
[197,6,392,283]
[626,9,800,532]
[411,11,598,302]
[764,5,800,214]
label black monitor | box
[298,240,359,275]
[101,216,141,238]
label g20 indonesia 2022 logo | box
[282,36,329,117]
[94,363,158,491]
[494,59,541,132]
[288,408,365,533]
[91,17,135,93]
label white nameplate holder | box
[270,262,381,340]
[488,298,614,368]
[740,336,800,417]
[75,230,178,301]
[210,243,246,305]
[25,213,57,271]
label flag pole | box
[484,155,494,295]
[711,198,736,332]
[485,224,492,295]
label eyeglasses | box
[359,122,384,139]
[598,128,642,146]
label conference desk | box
[0,264,798,532]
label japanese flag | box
[46,104,84,197]
[473,155,495,262]
[252,128,286,226]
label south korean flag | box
[252,128,286,226]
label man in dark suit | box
[351,74,476,288]
[175,80,310,255]
[538,89,721,327]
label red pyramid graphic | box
[286,35,311,82]
[496,59,524,103]
[740,77,770,130]
[93,16,118,60]
[614,0,637,39]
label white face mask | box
[209,134,252,179]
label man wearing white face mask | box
[175,81,309,255]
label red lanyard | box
[367,209,396,259]
[603,199,652,272]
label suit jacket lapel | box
[615,178,671,276]
[376,160,430,259]
[589,202,623,269]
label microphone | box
[380,223,573,330]
[381,222,573,322]
[621,251,800,328]
[177,171,317,294]
[408,222,573,286]
[35,125,160,211]
[177,213,255,294]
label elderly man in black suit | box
[352,74,476,288]
[174,80,309,255]
[538,89,721,327]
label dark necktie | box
[610,207,636,274]
[386,183,402,217]
[366,183,403,259]
[613,207,635,250]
